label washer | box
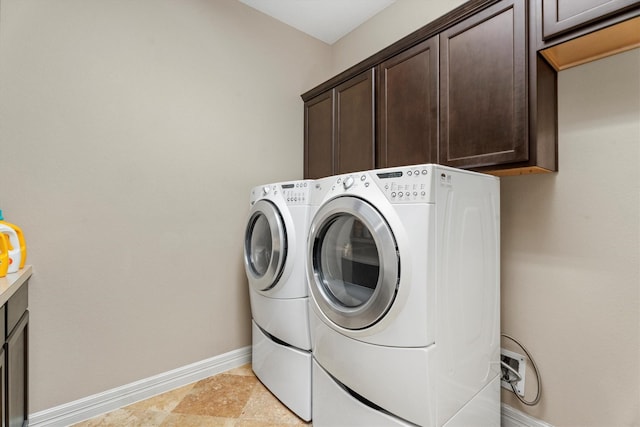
[243,179,314,421]
[307,164,500,427]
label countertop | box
[0,266,32,307]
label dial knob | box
[343,175,355,190]
[262,186,270,196]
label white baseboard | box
[31,352,554,427]
[502,404,554,427]
[29,346,252,427]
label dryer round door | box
[308,196,400,330]
[244,199,287,292]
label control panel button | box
[343,175,355,190]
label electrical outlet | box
[500,348,526,396]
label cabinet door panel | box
[335,70,375,174]
[6,312,27,427]
[0,347,5,427]
[378,36,438,168]
[304,91,334,179]
[440,0,527,169]
[542,0,639,39]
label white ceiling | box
[238,0,396,45]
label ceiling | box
[238,0,396,45]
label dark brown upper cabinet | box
[540,0,639,41]
[303,70,375,179]
[301,0,559,178]
[440,0,529,170]
[335,70,376,175]
[304,91,334,179]
[377,36,439,169]
[537,0,640,71]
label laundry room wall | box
[0,0,331,413]
[499,49,639,426]
[331,4,640,427]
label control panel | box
[249,180,312,205]
[319,165,436,204]
[372,165,435,203]
[281,181,311,205]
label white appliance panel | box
[244,180,314,422]
[249,288,311,350]
[308,164,500,427]
[308,177,436,348]
[252,321,312,421]
[442,377,501,427]
[311,310,436,427]
[312,359,413,427]
[434,170,501,426]
[245,183,312,299]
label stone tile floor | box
[73,364,311,426]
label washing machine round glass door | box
[308,196,399,330]
[244,199,287,292]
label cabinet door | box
[335,69,375,174]
[541,0,639,40]
[6,312,27,427]
[0,305,5,427]
[304,91,335,179]
[377,36,438,169]
[439,0,527,169]
[0,346,5,427]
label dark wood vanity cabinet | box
[304,70,375,179]
[0,305,5,427]
[540,0,639,41]
[377,36,439,168]
[2,284,28,427]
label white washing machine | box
[307,164,501,427]
[243,179,314,421]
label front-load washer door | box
[308,196,399,330]
[244,199,287,292]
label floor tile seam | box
[158,411,239,426]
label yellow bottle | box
[0,225,21,274]
[0,210,26,269]
[0,234,9,278]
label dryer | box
[307,164,500,427]
[243,179,314,421]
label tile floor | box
[73,364,311,426]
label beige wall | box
[331,5,639,425]
[500,49,639,426]
[0,0,331,413]
[2,0,638,423]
